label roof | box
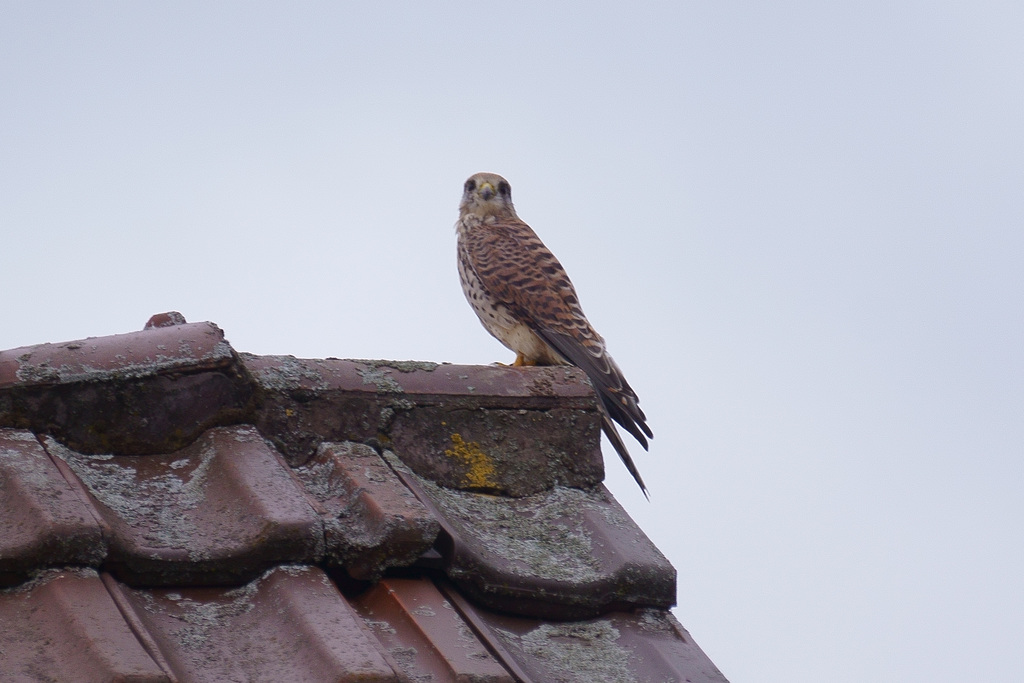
[0,312,728,682]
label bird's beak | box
[479,182,495,200]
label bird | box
[455,172,653,496]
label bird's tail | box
[600,411,649,500]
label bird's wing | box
[537,327,652,497]
[535,328,652,445]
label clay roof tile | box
[0,314,728,682]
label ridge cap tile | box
[0,321,233,389]
[385,401,604,496]
[242,354,595,400]
[0,322,253,457]
[245,354,605,487]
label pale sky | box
[2,3,1022,681]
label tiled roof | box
[0,313,728,682]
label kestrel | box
[456,172,653,496]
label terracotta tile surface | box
[296,441,439,580]
[0,314,729,682]
[44,425,323,586]
[0,569,169,682]
[442,583,730,683]
[111,565,398,683]
[351,577,514,682]
[0,429,104,586]
[388,451,676,619]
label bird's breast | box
[457,242,563,365]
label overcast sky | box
[2,3,1022,681]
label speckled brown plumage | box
[456,172,652,496]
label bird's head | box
[460,172,517,219]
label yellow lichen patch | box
[444,433,498,489]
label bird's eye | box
[497,181,511,198]
[464,179,476,193]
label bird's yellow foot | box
[493,354,537,367]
